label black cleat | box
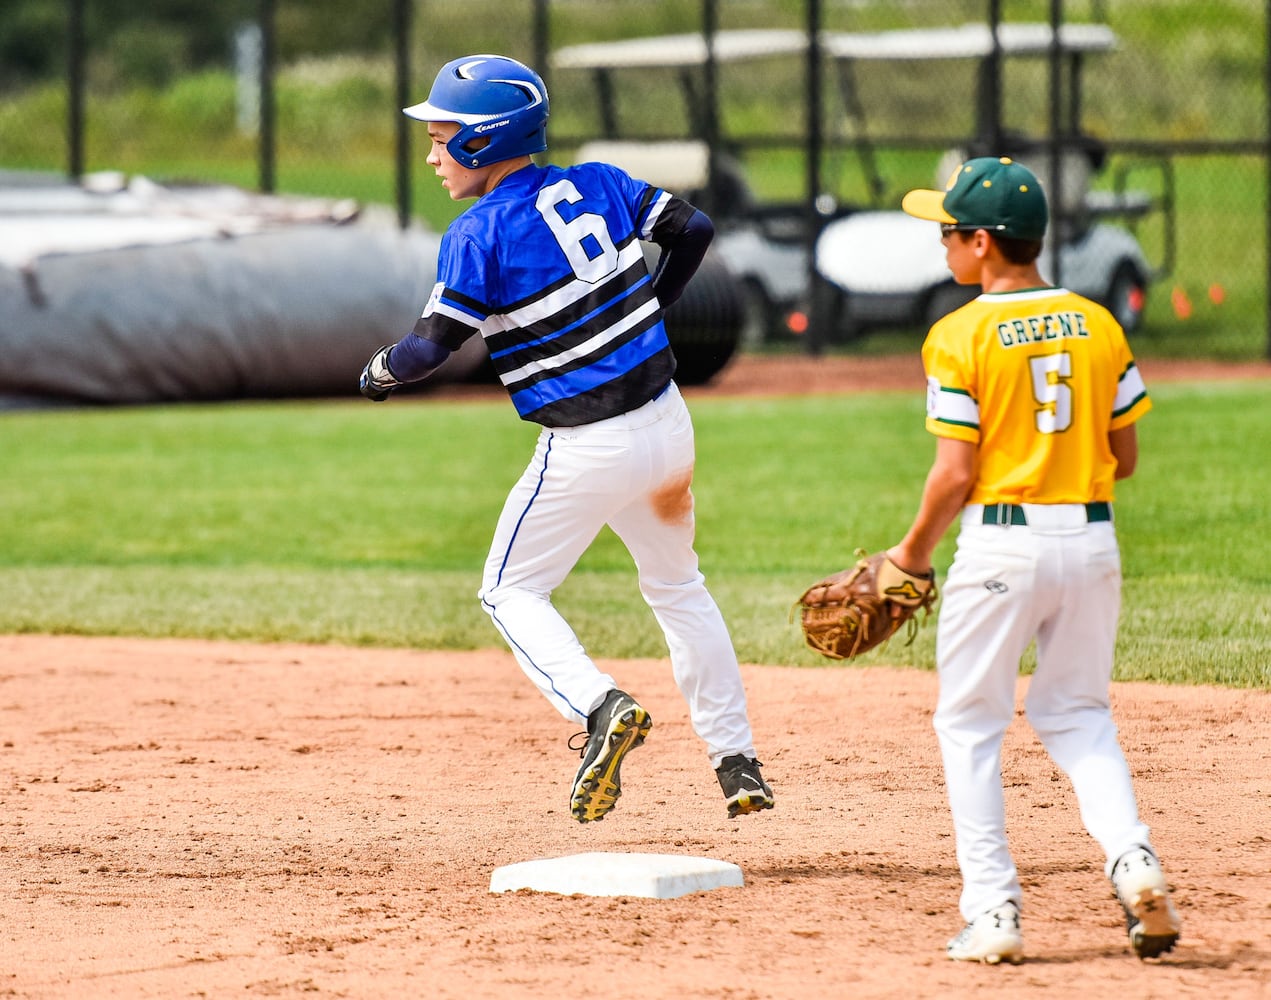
[570,689,651,823]
[715,754,775,818]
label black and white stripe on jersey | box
[410,285,487,351]
[487,228,671,425]
[483,235,647,357]
[496,284,664,394]
[484,235,656,373]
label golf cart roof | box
[551,29,810,70]
[551,24,1117,72]
[822,22,1117,61]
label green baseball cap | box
[902,156,1048,240]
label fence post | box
[804,0,824,356]
[984,0,1003,151]
[395,0,412,228]
[533,0,550,103]
[258,0,276,193]
[700,0,719,221]
[1047,0,1064,288]
[67,0,85,179]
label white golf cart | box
[551,22,1169,346]
[551,30,839,347]
[814,22,1169,337]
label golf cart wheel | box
[1105,262,1147,333]
[739,279,777,348]
[663,252,743,385]
[924,282,980,327]
[811,277,860,342]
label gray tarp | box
[0,175,475,409]
[1,224,453,407]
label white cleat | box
[946,901,1024,965]
[1110,846,1181,959]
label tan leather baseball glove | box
[793,550,938,660]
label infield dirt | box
[4,635,1269,999]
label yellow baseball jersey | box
[923,286,1151,505]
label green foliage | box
[0,0,394,87]
[158,70,238,135]
[276,0,394,60]
[0,0,66,82]
[0,383,1267,687]
[0,81,66,162]
[98,23,192,89]
[275,57,394,151]
[1105,1,1265,138]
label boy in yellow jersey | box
[885,157,1180,964]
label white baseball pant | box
[478,382,756,766]
[934,504,1155,921]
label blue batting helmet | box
[404,54,549,169]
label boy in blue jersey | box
[359,54,773,823]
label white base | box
[489,851,744,899]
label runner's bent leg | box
[607,386,755,765]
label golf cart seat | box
[573,139,758,220]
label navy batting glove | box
[359,345,400,402]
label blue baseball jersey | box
[412,162,690,426]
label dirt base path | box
[689,352,1271,395]
[419,352,1271,402]
[4,635,1269,999]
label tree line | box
[1,0,396,86]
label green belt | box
[981,502,1112,526]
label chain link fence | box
[1,0,1266,359]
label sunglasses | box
[940,223,1006,237]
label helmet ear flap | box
[446,127,491,169]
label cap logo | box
[475,119,510,132]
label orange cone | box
[1171,286,1192,320]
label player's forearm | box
[650,209,714,308]
[890,440,976,571]
[387,332,452,382]
[890,494,962,572]
[1109,424,1138,479]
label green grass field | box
[1,5,1267,687]
[1,382,1267,687]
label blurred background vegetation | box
[1,0,1268,359]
